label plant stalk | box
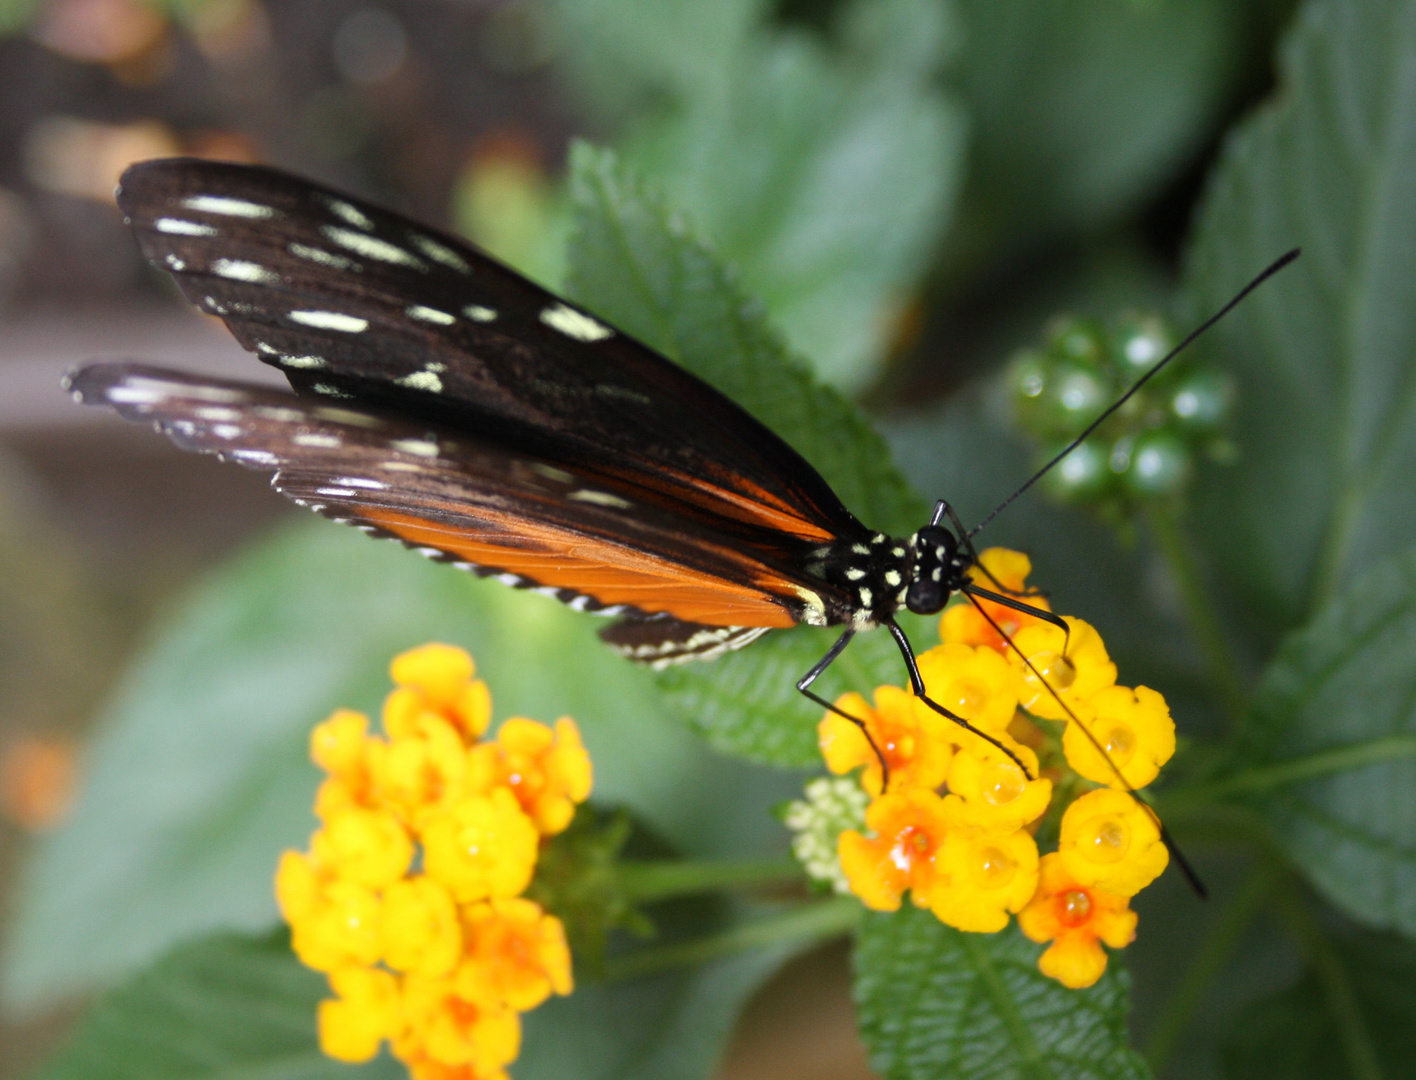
[601,897,861,982]
[615,857,803,904]
[1143,500,1248,724]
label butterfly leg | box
[883,618,1035,780]
[796,629,893,788]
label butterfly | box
[66,158,1294,786]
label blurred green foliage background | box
[3,1,1416,1079]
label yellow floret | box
[382,875,464,978]
[1009,617,1117,720]
[422,787,539,903]
[944,744,1052,833]
[928,825,1039,933]
[289,877,383,972]
[915,642,1021,735]
[311,709,372,778]
[1057,789,1169,897]
[940,548,1053,653]
[317,966,402,1062]
[311,806,415,889]
[387,643,492,742]
[1062,685,1176,790]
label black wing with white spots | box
[115,158,867,549]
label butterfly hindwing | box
[67,363,850,632]
[115,158,865,548]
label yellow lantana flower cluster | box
[275,643,592,1080]
[817,549,1176,989]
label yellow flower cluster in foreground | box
[818,549,1175,989]
[276,644,592,1080]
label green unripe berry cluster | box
[1008,313,1234,518]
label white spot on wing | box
[212,258,280,284]
[232,449,278,464]
[540,303,613,342]
[211,424,242,439]
[312,383,353,397]
[181,195,274,218]
[320,225,425,270]
[407,305,455,325]
[196,406,241,421]
[280,355,328,369]
[568,490,631,509]
[165,254,186,270]
[155,218,216,236]
[396,370,443,393]
[288,242,358,271]
[325,198,375,230]
[335,477,387,490]
[255,406,304,421]
[409,235,470,272]
[316,486,357,497]
[294,433,342,448]
[531,463,572,482]
[289,310,368,332]
[793,586,827,626]
[463,305,497,322]
[391,438,439,457]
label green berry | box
[1169,368,1233,432]
[1123,431,1191,496]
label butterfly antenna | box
[968,596,1207,898]
[968,248,1300,540]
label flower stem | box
[601,897,861,982]
[1272,882,1382,1080]
[1161,734,1416,811]
[1143,860,1279,1074]
[1142,501,1247,724]
[616,856,804,904]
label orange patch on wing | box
[360,507,799,629]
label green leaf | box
[1183,0,1416,654]
[1235,543,1416,935]
[563,141,930,766]
[619,0,966,389]
[1,523,800,1016]
[953,0,1244,264]
[34,932,400,1080]
[855,908,1150,1080]
[1220,927,1416,1080]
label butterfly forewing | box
[116,159,864,548]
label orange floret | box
[818,686,953,797]
[940,548,1053,652]
[469,718,592,835]
[398,974,522,1073]
[838,788,951,911]
[1019,853,1137,989]
[456,897,574,1011]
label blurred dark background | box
[0,1,1301,1076]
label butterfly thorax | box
[805,524,972,631]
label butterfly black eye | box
[905,579,946,615]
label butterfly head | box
[905,525,970,615]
